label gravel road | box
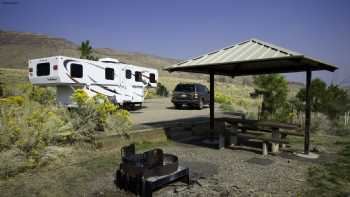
[130,98,223,129]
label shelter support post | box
[210,73,215,137]
[304,69,312,154]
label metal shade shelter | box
[165,38,338,154]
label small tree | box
[323,84,350,120]
[295,79,350,120]
[78,40,98,60]
[296,78,327,112]
[253,74,288,120]
[156,83,169,97]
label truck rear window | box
[37,63,50,76]
[70,63,83,78]
[174,84,194,92]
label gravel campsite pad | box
[146,142,311,197]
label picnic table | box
[216,117,303,155]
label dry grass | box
[0,139,169,197]
[0,68,28,84]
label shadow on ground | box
[166,106,210,110]
[133,116,210,130]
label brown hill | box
[0,30,254,84]
[0,31,178,72]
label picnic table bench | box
[216,117,303,155]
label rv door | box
[123,66,133,102]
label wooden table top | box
[217,117,300,130]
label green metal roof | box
[165,38,338,76]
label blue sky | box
[1,0,349,84]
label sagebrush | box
[0,85,131,178]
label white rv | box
[28,56,158,107]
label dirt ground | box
[0,135,342,197]
[71,140,313,197]
[153,141,312,197]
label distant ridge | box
[0,30,254,84]
[0,30,179,74]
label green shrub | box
[1,83,55,105]
[144,83,169,99]
[71,89,90,106]
[70,90,115,135]
[253,74,288,120]
[145,90,156,99]
[29,86,55,105]
[216,91,252,115]
[94,94,118,124]
[0,94,75,178]
[296,80,350,120]
[68,103,99,142]
[215,91,232,104]
[156,82,169,97]
[70,89,131,141]
[271,102,297,123]
[0,101,73,154]
[334,118,350,136]
[42,107,75,143]
[0,96,25,105]
[104,110,132,135]
[220,103,235,112]
[0,86,132,177]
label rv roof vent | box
[99,58,120,63]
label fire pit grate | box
[115,144,190,197]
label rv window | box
[70,64,83,78]
[37,63,50,76]
[149,73,156,83]
[126,70,132,79]
[135,71,142,82]
[105,67,114,80]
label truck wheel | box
[197,99,204,110]
[174,103,181,109]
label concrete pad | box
[294,152,319,159]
